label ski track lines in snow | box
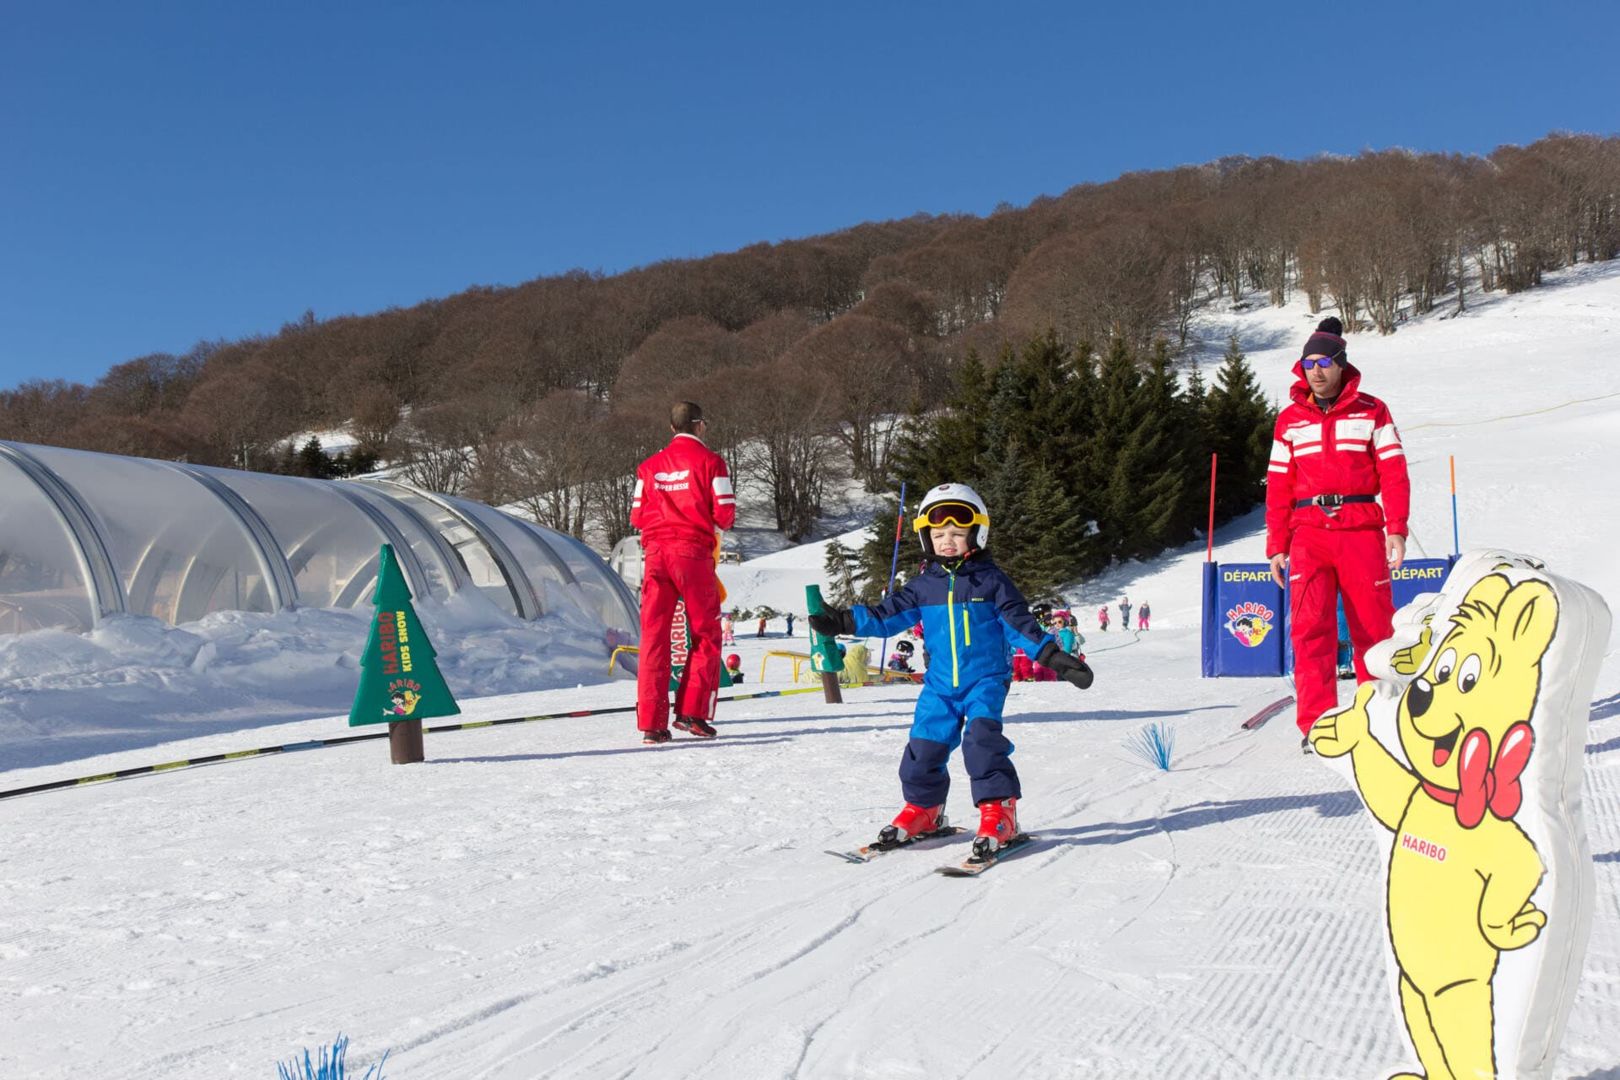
[6,645,1620,1078]
[1572,741,1620,1078]
[0,669,1463,1079]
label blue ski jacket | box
[852,552,1054,693]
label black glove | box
[808,607,856,638]
[1037,641,1094,690]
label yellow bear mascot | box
[1310,551,1609,1080]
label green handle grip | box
[806,584,844,674]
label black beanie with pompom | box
[1301,316,1346,362]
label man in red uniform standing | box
[1266,318,1410,752]
[631,401,736,744]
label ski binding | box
[825,825,964,864]
[935,832,1037,876]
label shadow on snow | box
[1039,790,1364,848]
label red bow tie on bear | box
[1429,723,1534,828]
[1421,723,1533,828]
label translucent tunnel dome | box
[0,440,638,639]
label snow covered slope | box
[3,263,1619,1079]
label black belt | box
[1295,495,1377,508]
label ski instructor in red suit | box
[1266,318,1410,752]
[631,401,736,745]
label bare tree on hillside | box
[852,281,942,337]
[861,219,1017,335]
[88,350,207,417]
[0,379,90,445]
[347,380,403,454]
[396,391,518,499]
[585,403,663,549]
[733,359,836,541]
[783,241,867,322]
[504,390,601,537]
[734,308,815,364]
[612,315,738,403]
[178,361,306,469]
[781,315,916,484]
[1001,217,1177,351]
[59,413,202,461]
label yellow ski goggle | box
[913,501,988,533]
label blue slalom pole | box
[876,482,907,674]
[1450,456,1460,556]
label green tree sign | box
[349,544,461,727]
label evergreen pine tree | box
[855,505,906,605]
[978,436,1029,564]
[1204,334,1278,524]
[1125,342,1189,556]
[1178,361,1213,541]
[823,539,859,607]
[297,436,334,479]
[1090,337,1144,561]
[997,461,1083,602]
[891,348,992,495]
[1055,340,1105,574]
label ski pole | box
[876,482,907,673]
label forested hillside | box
[2,134,1615,565]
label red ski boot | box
[972,797,1019,858]
[673,715,717,738]
[877,802,947,846]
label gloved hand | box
[1037,641,1093,689]
[808,607,856,638]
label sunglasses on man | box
[1300,354,1341,371]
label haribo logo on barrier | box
[1224,601,1275,647]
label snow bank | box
[0,593,620,771]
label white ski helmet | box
[912,482,990,555]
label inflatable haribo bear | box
[1310,550,1609,1079]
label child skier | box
[1098,605,1110,632]
[809,483,1093,861]
[724,653,744,684]
[1056,619,1081,656]
[887,639,916,673]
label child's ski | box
[1240,695,1294,731]
[935,833,1037,877]
[825,825,964,864]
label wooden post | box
[821,670,843,705]
[389,719,424,764]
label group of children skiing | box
[1096,598,1150,631]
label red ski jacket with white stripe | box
[630,433,736,554]
[1264,361,1410,558]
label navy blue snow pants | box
[898,678,1018,807]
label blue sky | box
[3,0,1617,388]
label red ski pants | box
[637,544,723,731]
[1288,526,1395,736]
